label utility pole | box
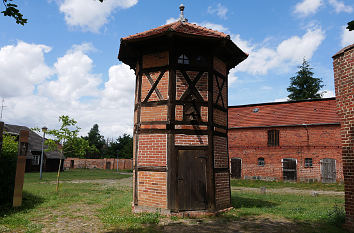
[0,98,6,120]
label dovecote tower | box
[118,5,248,214]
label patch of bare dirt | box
[159,216,301,233]
[35,203,104,233]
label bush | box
[326,204,346,227]
[0,134,18,205]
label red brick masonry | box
[64,158,132,170]
[333,43,354,231]
[228,98,343,182]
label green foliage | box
[1,0,27,25]
[347,20,354,31]
[287,59,324,101]
[326,204,345,226]
[103,134,133,159]
[0,134,18,205]
[1,134,18,159]
[44,115,94,158]
[83,124,105,158]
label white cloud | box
[0,42,136,138]
[0,41,52,98]
[274,97,289,102]
[38,44,102,105]
[233,28,325,75]
[321,90,335,98]
[294,0,323,16]
[261,86,272,91]
[165,17,177,24]
[207,3,228,19]
[328,0,353,13]
[341,26,354,47]
[59,0,138,32]
[199,22,229,33]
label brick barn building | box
[228,97,343,183]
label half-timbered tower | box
[118,5,248,214]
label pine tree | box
[287,59,323,101]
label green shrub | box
[326,204,346,227]
[0,134,18,205]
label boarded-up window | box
[258,157,265,166]
[268,129,279,146]
[304,158,312,168]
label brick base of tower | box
[333,44,354,231]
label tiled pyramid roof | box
[332,43,354,58]
[122,21,229,41]
[228,98,339,128]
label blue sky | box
[0,0,353,138]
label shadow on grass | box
[0,191,44,218]
[231,194,277,209]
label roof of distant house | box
[3,124,64,159]
[229,98,339,128]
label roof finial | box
[178,4,188,22]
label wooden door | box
[106,162,111,170]
[321,158,336,183]
[282,158,297,181]
[177,150,207,211]
[70,160,74,169]
[231,158,241,179]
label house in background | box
[228,97,343,183]
[4,124,64,172]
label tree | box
[83,124,105,158]
[1,134,17,159]
[287,59,323,101]
[347,20,354,31]
[103,134,133,159]
[1,0,27,25]
[45,115,94,159]
[2,0,104,25]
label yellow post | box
[56,158,62,192]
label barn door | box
[177,150,207,211]
[282,158,297,181]
[231,158,241,179]
[321,158,336,183]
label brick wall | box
[215,172,230,209]
[64,158,132,170]
[138,134,167,167]
[333,44,354,230]
[229,125,343,182]
[137,171,167,209]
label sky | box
[0,0,353,138]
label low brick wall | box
[64,158,132,170]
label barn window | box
[258,157,265,166]
[32,155,40,165]
[178,54,189,64]
[268,129,279,146]
[304,158,313,168]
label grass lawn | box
[0,170,348,233]
[230,178,344,192]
